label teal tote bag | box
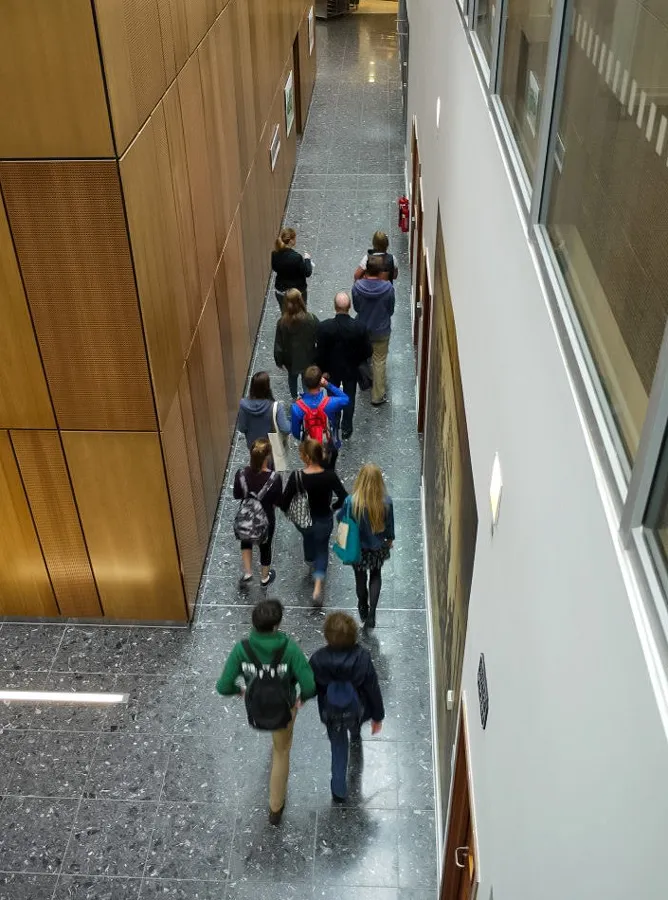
[333,497,362,565]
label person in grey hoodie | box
[351,255,396,405]
[238,372,291,449]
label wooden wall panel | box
[162,391,207,616]
[298,9,317,126]
[215,214,251,406]
[178,56,218,307]
[0,431,58,617]
[0,0,113,158]
[230,0,258,182]
[11,430,102,617]
[94,0,168,154]
[178,368,209,552]
[62,430,187,621]
[0,199,54,429]
[0,161,156,432]
[120,110,189,426]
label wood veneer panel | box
[230,0,257,181]
[162,391,207,616]
[178,56,218,306]
[215,214,251,405]
[0,199,54,429]
[11,430,102,617]
[62,430,187,621]
[0,161,155,432]
[94,0,168,154]
[178,368,209,552]
[0,431,58,616]
[120,109,189,427]
[298,10,317,127]
[0,0,113,158]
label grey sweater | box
[237,399,290,448]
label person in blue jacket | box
[291,365,349,470]
[351,255,396,406]
[309,611,385,802]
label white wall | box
[406,2,668,898]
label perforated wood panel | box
[162,390,207,616]
[94,0,169,154]
[0,431,58,617]
[11,430,102,617]
[62,430,187,621]
[0,197,54,429]
[0,161,156,431]
[120,109,189,427]
[0,0,113,158]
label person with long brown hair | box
[233,439,283,587]
[238,371,290,449]
[271,227,313,308]
[282,439,348,605]
[341,463,395,627]
[273,289,319,399]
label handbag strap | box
[271,401,279,433]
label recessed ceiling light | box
[0,691,128,705]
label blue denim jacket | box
[338,496,395,550]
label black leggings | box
[240,520,275,567]
[354,567,382,610]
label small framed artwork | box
[270,124,280,172]
[284,70,295,137]
[526,70,540,138]
[308,6,315,55]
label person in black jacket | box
[233,439,283,587]
[309,612,384,802]
[271,227,313,308]
[316,292,372,439]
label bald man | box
[316,292,372,439]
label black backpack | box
[233,471,276,543]
[242,639,293,731]
[322,680,362,732]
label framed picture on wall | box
[308,6,315,55]
[284,70,295,137]
[269,124,280,171]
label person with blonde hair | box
[233,438,283,587]
[340,463,395,627]
[354,229,399,283]
[309,611,384,802]
[271,227,313,307]
[273,289,319,399]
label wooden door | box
[416,249,432,432]
[441,700,478,900]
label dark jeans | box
[354,567,382,616]
[298,515,333,579]
[240,520,276,567]
[288,372,302,399]
[328,721,362,799]
[333,376,357,435]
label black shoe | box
[366,611,376,628]
[261,568,276,588]
[331,791,346,803]
[358,602,369,623]
[342,429,353,440]
[268,804,285,825]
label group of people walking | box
[218,225,401,824]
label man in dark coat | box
[316,291,372,439]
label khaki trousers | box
[371,336,390,403]
[269,708,296,813]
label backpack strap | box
[270,638,289,669]
[239,471,248,498]
[256,470,277,502]
[296,398,309,414]
[242,639,264,672]
[317,396,329,414]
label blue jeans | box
[288,372,302,399]
[328,725,349,799]
[298,515,333,580]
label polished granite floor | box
[0,13,435,900]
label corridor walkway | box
[0,13,436,900]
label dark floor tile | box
[0,671,46,730]
[187,625,243,677]
[0,731,25,794]
[29,672,118,732]
[162,732,257,803]
[229,806,316,883]
[9,729,99,798]
[140,880,227,899]
[146,802,236,881]
[397,809,437,888]
[107,674,185,734]
[53,875,142,899]
[63,799,158,877]
[314,807,398,887]
[0,796,78,873]
[397,742,435,809]
[227,884,313,900]
[0,624,64,671]
[0,873,58,900]
[52,627,129,674]
[84,733,170,801]
[175,677,254,742]
[121,629,193,676]
[314,889,398,900]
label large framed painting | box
[284,70,295,137]
[423,207,478,835]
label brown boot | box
[268,804,285,826]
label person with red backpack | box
[290,365,350,470]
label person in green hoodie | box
[216,599,316,825]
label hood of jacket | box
[310,644,368,685]
[239,398,273,417]
[354,278,394,299]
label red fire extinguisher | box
[397,195,410,233]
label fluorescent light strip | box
[0,690,128,705]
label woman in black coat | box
[271,227,313,308]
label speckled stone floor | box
[0,12,436,900]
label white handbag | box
[268,401,288,471]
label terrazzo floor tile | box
[8,729,99,798]
[140,879,228,899]
[0,624,64,671]
[53,875,142,899]
[0,873,58,900]
[83,733,170,801]
[0,796,79,873]
[229,806,317,883]
[51,627,129,674]
[313,807,399,887]
[145,802,236,882]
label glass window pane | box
[546,0,668,463]
[474,0,497,65]
[499,0,556,180]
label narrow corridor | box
[0,13,436,900]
